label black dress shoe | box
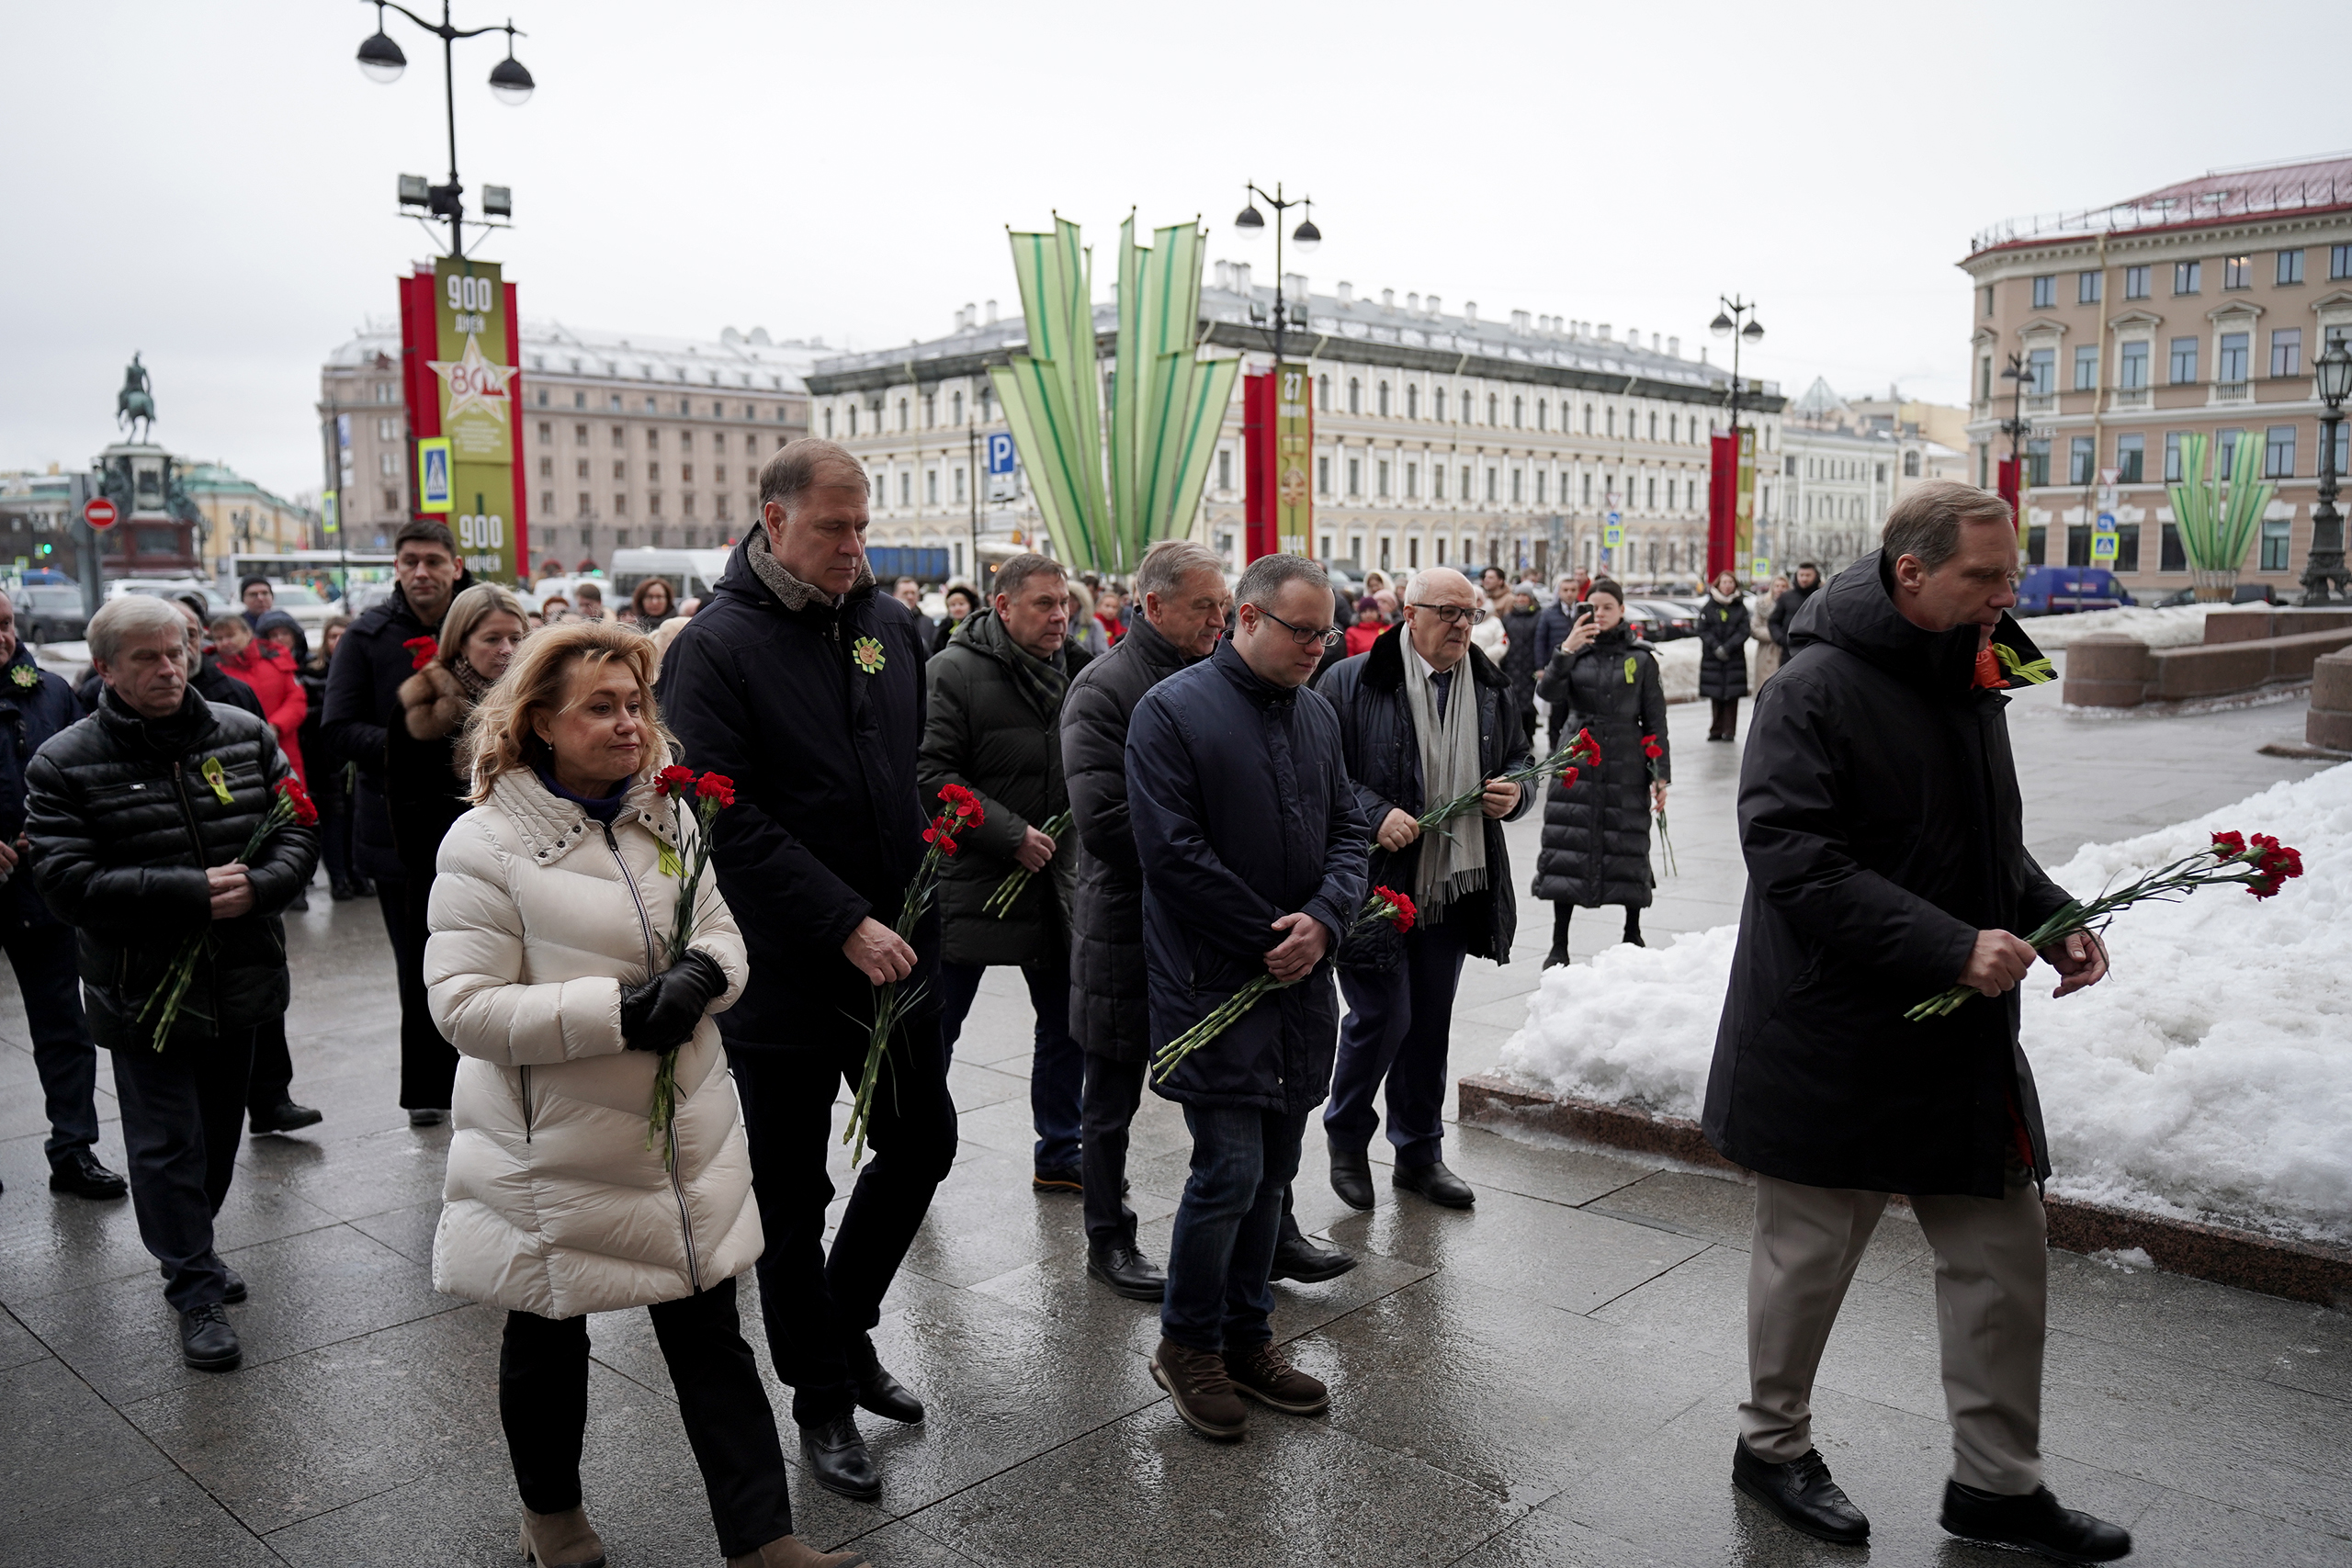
[49,1148,129,1201]
[1329,1147,1374,1211]
[178,1303,242,1372]
[844,1338,924,1424]
[1032,1164,1082,1193]
[1732,1442,1869,1545]
[1393,1159,1476,1209]
[249,1100,323,1135]
[408,1108,446,1128]
[1271,1229,1358,1283]
[330,878,363,902]
[1542,945,1568,969]
[1940,1481,2132,1562]
[1087,1239,1168,1301]
[799,1414,881,1500]
[162,1262,247,1304]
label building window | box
[2160,522,2186,570]
[2077,270,2102,304]
[1317,456,1331,495]
[1904,450,1921,478]
[1487,393,1498,425]
[2270,328,2303,378]
[1484,467,1498,502]
[954,467,967,502]
[925,470,939,505]
[1645,476,1657,508]
[2275,249,2305,286]
[1434,536,1446,565]
[2026,347,2054,394]
[2067,436,2093,486]
[2218,333,2250,388]
[1408,537,1420,569]
[2265,424,2297,479]
[1981,285,1995,317]
[898,472,911,506]
[2073,345,2098,390]
[2124,265,2150,299]
[1979,356,1993,402]
[1317,375,1330,412]
[1216,450,1232,491]
[1377,459,1390,498]
[1433,387,1447,422]
[1582,473,1593,505]
[2025,438,2051,488]
[613,494,628,516]
[538,457,553,478]
[1647,412,1658,441]
[1539,400,1550,431]
[2116,433,2144,483]
[2219,429,2245,472]
[952,389,965,425]
[1405,462,1419,498]
[822,407,833,438]
[2260,515,2291,571]
[1377,381,1391,417]
[2165,431,2184,483]
[1406,384,1419,419]
[1535,471,1548,504]
[1347,457,1362,497]
[2174,260,2202,294]
[2222,254,2252,289]
[1606,408,1617,437]
[1511,469,1523,503]
[2168,337,2199,385]
[1348,378,1362,415]
[2031,275,2055,308]
[1461,465,1473,502]
[2118,341,2149,389]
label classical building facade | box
[803,266,1785,588]
[178,462,316,575]
[1962,154,2352,589]
[1775,379,1969,573]
[320,320,818,570]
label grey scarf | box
[744,525,876,610]
[1401,649,1487,922]
[959,607,1069,721]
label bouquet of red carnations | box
[844,784,982,1164]
[1905,829,2305,1021]
[1149,886,1417,1087]
[645,766,735,1164]
[1643,733,1675,877]
[1415,727,1601,840]
[139,772,317,1052]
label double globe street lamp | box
[356,0,535,259]
[1712,299,1765,567]
[1232,183,1321,368]
[2300,338,2352,606]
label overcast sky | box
[7,0,2346,500]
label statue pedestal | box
[94,442,201,579]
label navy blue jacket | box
[0,648,82,929]
[658,536,933,1050]
[1315,625,1532,970]
[1127,639,1368,1114]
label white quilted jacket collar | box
[487,769,681,866]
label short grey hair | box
[1134,538,1224,603]
[1233,552,1329,611]
[759,436,867,514]
[992,552,1065,603]
[1881,479,2013,571]
[89,594,190,665]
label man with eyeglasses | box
[1316,567,1531,1212]
[1128,554,1369,1442]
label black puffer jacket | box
[1697,591,1751,701]
[1499,604,1543,720]
[321,577,473,882]
[27,690,318,1051]
[1768,576,1820,650]
[918,608,1091,969]
[659,531,933,1051]
[1315,626,1532,971]
[1702,555,2068,1198]
[1531,626,1668,908]
[1061,616,1196,1064]
[386,662,478,883]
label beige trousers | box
[1741,1168,2047,1495]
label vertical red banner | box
[1243,371,1276,561]
[398,266,440,529]
[505,279,529,582]
[1707,431,1737,578]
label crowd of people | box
[0,444,2131,1566]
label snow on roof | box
[1970,152,2352,254]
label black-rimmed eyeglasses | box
[1258,608,1342,648]
[1408,602,1488,626]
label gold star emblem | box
[427,333,516,425]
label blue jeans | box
[1328,920,1469,1168]
[1161,1103,1309,1352]
[937,953,1083,1171]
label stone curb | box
[1457,1073,2352,1308]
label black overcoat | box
[0,649,83,930]
[658,536,934,1052]
[1315,625,1532,970]
[1127,640,1368,1114]
[1530,627,1668,908]
[918,608,1091,969]
[1697,592,1751,701]
[1702,554,2069,1198]
[1061,616,1195,1064]
[321,575,474,882]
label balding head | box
[1404,566,1479,671]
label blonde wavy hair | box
[436,583,528,671]
[460,620,669,802]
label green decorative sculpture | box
[2167,430,2275,602]
[117,353,157,442]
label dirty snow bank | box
[1498,763,2352,1245]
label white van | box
[608,548,730,609]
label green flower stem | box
[1149,895,1409,1085]
[985,809,1074,919]
[142,791,298,1052]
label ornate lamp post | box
[1232,182,1322,370]
[1710,298,1765,570]
[355,0,535,259]
[2300,339,2352,605]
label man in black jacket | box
[28,595,317,1374]
[660,438,951,1504]
[321,521,471,1124]
[1766,559,1821,654]
[1317,567,1531,1213]
[920,552,1090,1190]
[1129,554,1368,1443]
[1704,482,2127,1563]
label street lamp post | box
[356,0,535,260]
[1232,182,1321,375]
[1710,297,1765,572]
[2300,339,2352,606]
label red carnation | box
[277,776,319,828]
[940,837,959,855]
[1373,885,1417,934]
[695,772,736,807]
[1642,736,1663,761]
[1558,766,1578,789]
[402,635,437,671]
[657,765,697,797]
[2210,829,2246,857]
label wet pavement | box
[2,675,2346,1566]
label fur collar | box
[399,663,470,741]
[1361,621,1508,694]
[486,768,680,867]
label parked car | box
[16,584,90,646]
[1630,598,1700,639]
[2150,582,2280,609]
[2015,567,2135,615]
[107,579,233,616]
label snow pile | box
[2022,603,2270,649]
[1650,637,1758,703]
[1498,763,2352,1245]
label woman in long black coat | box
[1697,569,1751,742]
[1531,580,1668,964]
[1499,586,1543,744]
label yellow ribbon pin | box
[199,757,234,806]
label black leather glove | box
[618,949,728,1054]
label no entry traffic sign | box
[83,497,119,530]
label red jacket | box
[216,641,308,784]
[1344,621,1385,658]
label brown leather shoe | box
[1225,1339,1329,1415]
[1149,1337,1247,1440]
[725,1534,869,1568]
[518,1506,606,1568]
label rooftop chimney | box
[1380,288,1394,312]
[1283,271,1307,305]
[1598,322,1612,342]
[1464,301,1478,324]
[1234,262,1252,296]
[1427,294,1442,317]
[1337,281,1353,305]
[1510,309,1531,334]
[1667,336,1679,358]
[1407,291,1420,313]
[984,299,998,325]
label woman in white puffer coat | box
[424,621,861,1568]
